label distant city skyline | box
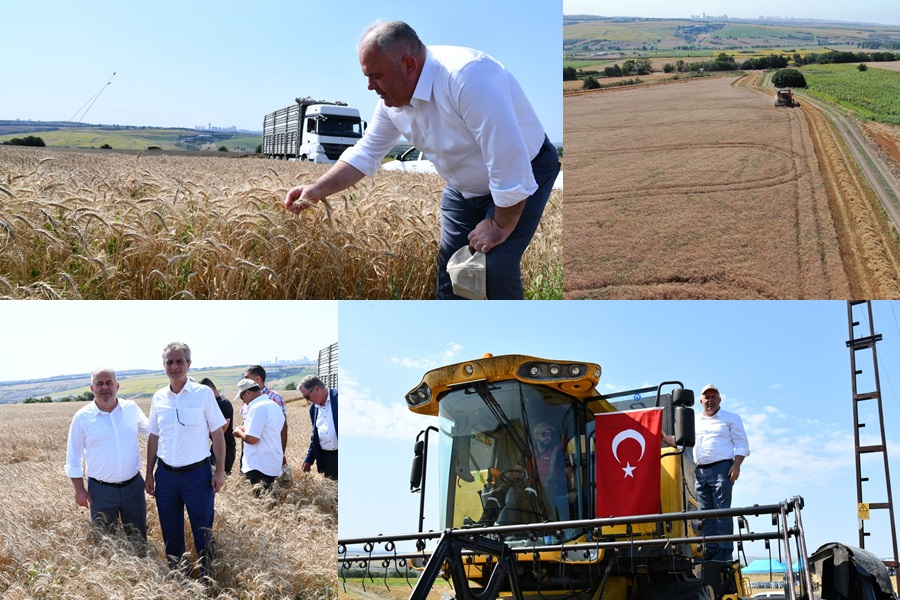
[563,0,900,26]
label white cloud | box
[340,370,438,441]
[389,342,465,371]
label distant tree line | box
[793,49,898,66]
[858,41,900,50]
[2,135,46,147]
[23,391,93,403]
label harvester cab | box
[340,354,896,600]
[774,88,799,107]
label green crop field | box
[0,128,260,152]
[802,63,900,124]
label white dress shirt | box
[241,395,287,477]
[316,396,338,451]
[65,399,149,483]
[341,45,546,207]
[693,408,750,466]
[148,380,226,467]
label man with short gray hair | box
[284,20,559,299]
[65,367,149,542]
[145,342,226,574]
[299,375,338,480]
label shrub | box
[583,76,601,90]
[2,135,46,147]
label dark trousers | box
[245,469,276,496]
[87,473,147,540]
[696,459,735,560]
[154,462,215,569]
[437,136,560,299]
[317,449,338,480]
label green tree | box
[563,66,578,81]
[858,63,868,71]
[582,76,601,90]
[285,382,297,391]
[218,146,228,152]
[771,68,807,88]
[2,135,46,147]
[100,143,112,149]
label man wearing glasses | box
[232,378,285,493]
[298,375,338,480]
[145,342,226,575]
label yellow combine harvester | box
[339,354,896,600]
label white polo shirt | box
[65,399,149,483]
[241,395,286,477]
[316,395,338,451]
[148,379,226,468]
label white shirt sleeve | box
[64,412,85,478]
[340,104,402,177]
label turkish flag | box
[595,407,662,517]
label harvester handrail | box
[339,496,804,559]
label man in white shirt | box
[242,365,288,465]
[233,378,286,494]
[145,342,226,573]
[299,375,338,480]
[284,20,559,299]
[692,384,750,562]
[65,367,149,541]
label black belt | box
[697,458,733,470]
[89,472,140,488]
[158,457,209,473]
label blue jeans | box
[154,461,215,570]
[437,136,560,299]
[695,459,734,560]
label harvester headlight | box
[549,365,560,376]
[464,364,474,375]
[405,383,432,407]
[529,366,540,377]
[569,365,582,376]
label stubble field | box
[0,392,337,599]
[0,148,561,299]
[564,75,900,299]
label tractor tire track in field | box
[564,75,850,299]
[792,90,900,297]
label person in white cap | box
[233,378,286,493]
[692,383,749,562]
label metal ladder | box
[845,300,899,589]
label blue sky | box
[2,0,561,142]
[563,0,900,26]
[0,301,337,381]
[339,300,900,561]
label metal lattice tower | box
[845,301,899,583]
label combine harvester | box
[774,88,800,108]
[339,354,897,600]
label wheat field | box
[0,392,337,599]
[0,147,562,300]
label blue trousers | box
[154,463,215,568]
[437,136,560,300]
[695,459,734,560]
[87,474,147,540]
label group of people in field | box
[65,341,338,575]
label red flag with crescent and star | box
[595,407,663,517]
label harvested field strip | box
[564,75,850,299]
[802,100,900,297]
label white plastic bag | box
[447,245,487,300]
